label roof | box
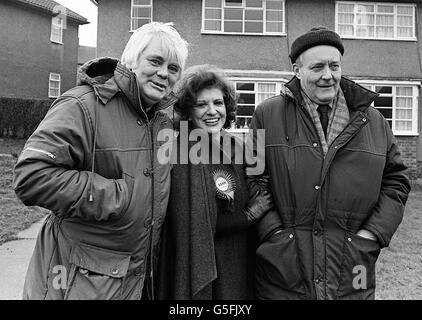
[78,46,97,65]
[9,0,89,24]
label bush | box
[0,97,53,138]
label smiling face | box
[190,87,227,133]
[132,38,181,108]
[293,45,342,105]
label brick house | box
[93,0,422,177]
[0,0,88,100]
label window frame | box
[130,0,153,32]
[228,78,285,132]
[202,0,286,36]
[48,73,61,99]
[335,1,417,41]
[50,15,63,44]
[356,80,419,135]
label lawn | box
[0,155,47,245]
[0,138,421,299]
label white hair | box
[121,22,189,71]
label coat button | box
[143,168,151,176]
[111,267,119,275]
[313,142,318,147]
[314,229,321,236]
[314,185,320,190]
[288,233,294,239]
[315,279,320,284]
[137,119,143,126]
[79,268,88,275]
[362,118,367,122]
[348,237,352,242]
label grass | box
[0,138,47,245]
[0,138,421,299]
[375,191,422,299]
[0,137,26,157]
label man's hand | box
[244,189,274,224]
[356,229,378,242]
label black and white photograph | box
[0,0,421,306]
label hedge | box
[0,96,53,138]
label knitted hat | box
[289,26,344,63]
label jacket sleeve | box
[362,125,411,247]
[13,95,132,221]
[247,103,284,242]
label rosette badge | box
[212,169,236,200]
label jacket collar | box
[284,76,378,112]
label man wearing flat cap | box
[248,26,411,299]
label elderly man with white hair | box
[13,22,189,300]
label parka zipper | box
[135,81,156,300]
[24,147,56,159]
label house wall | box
[0,1,80,99]
[96,0,422,173]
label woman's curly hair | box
[174,64,237,129]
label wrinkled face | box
[132,38,181,108]
[293,45,342,105]
[190,87,227,133]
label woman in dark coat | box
[157,65,273,300]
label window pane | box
[338,3,354,12]
[266,10,282,21]
[246,0,262,8]
[258,83,276,93]
[396,109,412,119]
[205,8,222,19]
[224,8,243,20]
[397,27,412,38]
[374,96,392,108]
[377,108,392,119]
[238,93,255,104]
[357,4,374,13]
[245,21,263,33]
[376,15,393,26]
[397,6,413,15]
[266,21,282,32]
[398,16,413,27]
[205,0,222,8]
[395,121,412,131]
[245,9,263,20]
[356,26,374,37]
[338,24,353,36]
[225,0,242,6]
[397,97,412,108]
[338,13,354,24]
[375,86,392,94]
[133,18,150,29]
[266,0,283,10]
[377,5,394,13]
[133,7,151,18]
[397,87,412,96]
[236,105,255,116]
[376,26,393,38]
[205,20,221,30]
[237,83,254,90]
[356,13,374,25]
[133,0,151,5]
[224,21,243,32]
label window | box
[49,73,61,98]
[357,81,418,135]
[336,2,416,40]
[50,15,63,44]
[231,80,283,129]
[202,0,285,35]
[131,0,153,31]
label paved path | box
[0,218,44,300]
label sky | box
[54,0,97,47]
